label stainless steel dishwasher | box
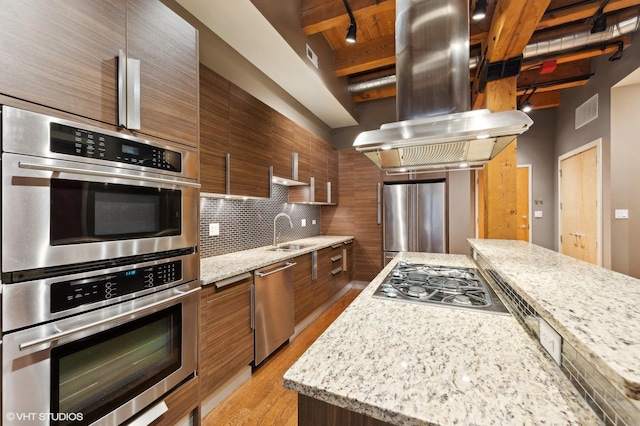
[253,261,296,366]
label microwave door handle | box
[18,286,201,351]
[18,162,201,189]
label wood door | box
[200,65,230,194]
[0,1,125,124]
[127,0,198,147]
[200,277,254,398]
[516,166,531,241]
[560,145,598,264]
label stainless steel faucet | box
[273,213,293,246]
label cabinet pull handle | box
[225,153,231,194]
[126,56,141,130]
[331,255,343,262]
[331,267,342,276]
[214,272,252,289]
[250,284,255,330]
[255,262,297,277]
[118,50,127,127]
[331,244,342,249]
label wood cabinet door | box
[127,0,198,147]
[310,134,328,203]
[294,124,311,184]
[229,84,272,198]
[200,64,230,194]
[200,278,254,398]
[292,254,313,325]
[313,247,333,309]
[272,110,294,181]
[0,1,125,124]
[327,146,339,205]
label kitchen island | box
[283,251,600,425]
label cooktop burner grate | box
[373,261,510,314]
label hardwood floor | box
[202,289,361,426]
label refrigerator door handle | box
[377,182,382,225]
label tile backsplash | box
[199,184,321,257]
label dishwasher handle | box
[255,262,297,277]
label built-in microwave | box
[1,106,200,282]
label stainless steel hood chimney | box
[353,0,533,172]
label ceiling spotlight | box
[346,21,357,43]
[522,102,533,113]
[343,0,357,43]
[472,0,487,21]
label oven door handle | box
[18,161,201,189]
[19,287,201,351]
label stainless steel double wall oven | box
[1,106,200,425]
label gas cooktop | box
[373,261,510,314]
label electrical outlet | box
[301,219,307,227]
[209,223,220,237]
[539,319,562,365]
[312,219,317,225]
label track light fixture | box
[343,0,357,43]
[609,41,624,61]
[472,0,487,21]
[521,102,533,113]
[590,13,607,33]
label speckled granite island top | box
[283,252,599,425]
[200,235,353,285]
[468,239,640,402]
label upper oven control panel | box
[50,260,183,313]
[50,122,182,172]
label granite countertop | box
[283,252,599,425]
[200,235,354,285]
[468,239,640,401]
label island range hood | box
[353,0,533,172]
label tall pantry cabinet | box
[0,0,198,147]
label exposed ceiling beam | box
[333,34,395,76]
[301,0,394,35]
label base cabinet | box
[293,254,314,325]
[298,394,393,426]
[149,376,200,426]
[200,273,254,398]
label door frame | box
[557,139,603,265]
[517,164,533,242]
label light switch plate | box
[615,209,629,219]
[312,219,317,225]
[301,219,307,227]
[539,319,562,365]
[534,210,543,218]
[209,223,220,236]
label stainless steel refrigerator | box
[383,181,446,264]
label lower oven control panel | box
[50,260,182,313]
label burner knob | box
[386,288,398,298]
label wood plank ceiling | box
[301,0,640,111]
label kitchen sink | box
[268,244,310,252]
